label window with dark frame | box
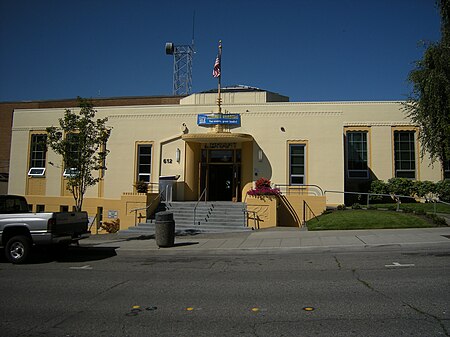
[346,131,368,178]
[289,144,305,185]
[444,157,450,180]
[137,144,152,183]
[394,131,416,179]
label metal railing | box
[129,186,170,226]
[245,209,259,229]
[431,199,450,214]
[303,200,319,226]
[275,184,324,196]
[324,190,450,213]
[193,187,207,226]
[88,213,99,233]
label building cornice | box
[343,122,415,127]
[12,127,47,132]
[108,111,343,119]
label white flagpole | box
[217,40,222,113]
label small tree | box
[404,0,450,167]
[46,98,111,211]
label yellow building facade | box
[8,87,445,229]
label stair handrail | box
[244,209,259,229]
[303,199,319,227]
[129,186,168,226]
[274,184,324,196]
[88,213,99,233]
[193,187,207,226]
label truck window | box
[0,196,30,214]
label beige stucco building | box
[7,86,447,229]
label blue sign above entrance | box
[197,113,241,126]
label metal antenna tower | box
[165,43,194,95]
[165,13,195,96]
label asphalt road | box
[0,246,449,337]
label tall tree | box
[404,0,450,169]
[46,98,111,211]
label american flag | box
[212,54,221,78]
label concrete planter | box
[246,195,279,228]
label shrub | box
[369,180,388,201]
[247,177,280,196]
[352,203,362,210]
[336,204,346,211]
[413,180,436,198]
[387,178,414,196]
[436,180,450,202]
[100,219,120,233]
[134,180,148,193]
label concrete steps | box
[120,201,252,235]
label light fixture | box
[258,149,263,162]
[176,148,181,163]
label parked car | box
[0,195,90,263]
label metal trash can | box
[155,211,175,247]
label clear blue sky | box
[0,0,441,102]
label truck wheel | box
[5,236,31,264]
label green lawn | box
[307,209,435,231]
[369,202,450,214]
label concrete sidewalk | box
[82,227,450,253]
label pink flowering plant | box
[247,178,280,196]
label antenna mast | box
[165,13,195,96]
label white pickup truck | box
[0,195,90,264]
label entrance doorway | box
[199,147,241,201]
[208,164,233,201]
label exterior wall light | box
[176,148,181,163]
[258,149,263,162]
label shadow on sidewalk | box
[172,242,199,247]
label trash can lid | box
[155,211,174,221]
[159,175,180,181]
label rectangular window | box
[36,204,45,213]
[137,144,152,183]
[99,142,107,178]
[28,134,47,176]
[444,158,450,180]
[289,144,305,185]
[65,133,80,171]
[346,131,368,178]
[394,131,416,179]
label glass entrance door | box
[199,148,241,201]
[208,164,233,201]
